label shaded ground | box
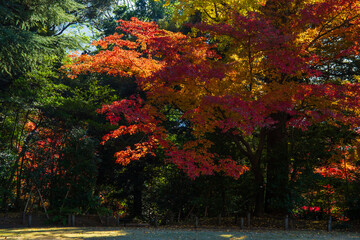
[2,212,360,231]
[1,227,360,240]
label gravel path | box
[111,228,360,240]
[1,227,360,239]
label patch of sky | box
[63,0,136,53]
[64,23,100,53]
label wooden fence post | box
[195,216,199,228]
[328,216,332,232]
[217,214,222,225]
[116,215,120,227]
[23,191,32,225]
[28,215,32,227]
[22,212,26,225]
[285,215,289,230]
[247,212,251,227]
[154,215,158,228]
[240,217,244,229]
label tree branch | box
[54,22,76,36]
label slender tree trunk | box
[2,137,30,210]
[220,177,226,216]
[15,155,26,209]
[133,180,143,218]
[15,111,30,150]
[131,162,145,218]
[0,110,8,132]
[252,163,265,216]
[2,119,41,211]
[15,112,30,208]
[265,112,290,214]
[9,111,20,149]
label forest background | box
[1,0,360,229]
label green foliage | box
[2,0,360,225]
[99,0,174,36]
[0,0,82,82]
[346,173,360,220]
[23,128,100,213]
[288,124,358,219]
[0,150,16,208]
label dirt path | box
[0,227,359,239]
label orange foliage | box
[315,143,360,181]
[24,121,36,132]
[64,0,360,179]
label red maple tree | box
[64,0,360,215]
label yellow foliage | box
[163,0,265,25]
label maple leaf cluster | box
[64,0,360,179]
[315,143,360,181]
[98,95,169,165]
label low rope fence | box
[0,212,357,231]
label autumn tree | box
[65,0,360,216]
[0,0,122,211]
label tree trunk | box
[15,113,30,209]
[2,118,41,211]
[265,112,290,214]
[132,179,143,218]
[220,177,226,216]
[234,131,266,216]
[2,137,29,210]
[131,162,145,218]
[252,164,265,216]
